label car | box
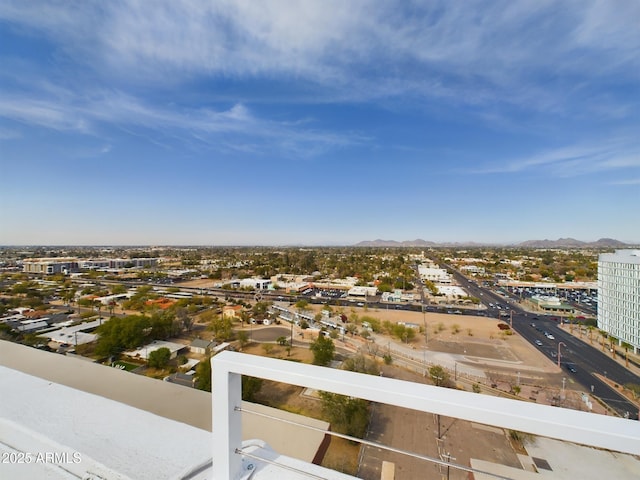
[565,363,577,373]
[530,322,536,327]
[535,340,543,346]
[547,334,555,340]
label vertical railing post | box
[212,357,243,479]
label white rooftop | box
[43,318,106,345]
[125,340,186,360]
[0,366,211,480]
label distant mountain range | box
[354,238,630,248]
[516,238,628,248]
[354,239,489,247]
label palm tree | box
[587,325,595,344]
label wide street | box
[447,264,640,419]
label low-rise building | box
[190,338,215,355]
[418,266,452,284]
[125,340,187,361]
[347,286,378,297]
[529,295,574,314]
[239,278,272,290]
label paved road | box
[444,263,640,419]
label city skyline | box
[1,2,639,246]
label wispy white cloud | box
[0,88,363,157]
[608,178,640,186]
[1,0,638,113]
[0,97,90,132]
[466,138,640,178]
[0,0,638,163]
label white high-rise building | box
[598,250,640,354]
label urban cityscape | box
[1,243,639,478]
[1,2,639,480]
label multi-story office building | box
[22,258,79,275]
[598,250,640,354]
[24,257,158,274]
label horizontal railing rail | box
[212,351,640,479]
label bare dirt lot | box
[223,305,618,479]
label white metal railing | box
[211,351,640,479]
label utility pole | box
[442,452,456,480]
[289,316,293,356]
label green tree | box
[252,301,269,316]
[319,392,370,438]
[176,307,194,332]
[392,324,415,343]
[148,347,171,369]
[242,376,263,402]
[294,299,309,310]
[342,354,380,376]
[429,365,451,387]
[111,284,127,295]
[201,310,233,341]
[195,357,211,392]
[310,335,335,366]
[95,315,152,357]
[237,330,249,351]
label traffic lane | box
[514,316,640,387]
[585,375,638,419]
[513,319,639,418]
[432,266,639,417]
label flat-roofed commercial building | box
[598,250,640,354]
[22,258,79,274]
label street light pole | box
[557,341,566,368]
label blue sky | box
[1,1,639,246]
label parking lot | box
[300,287,348,299]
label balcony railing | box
[211,351,640,479]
